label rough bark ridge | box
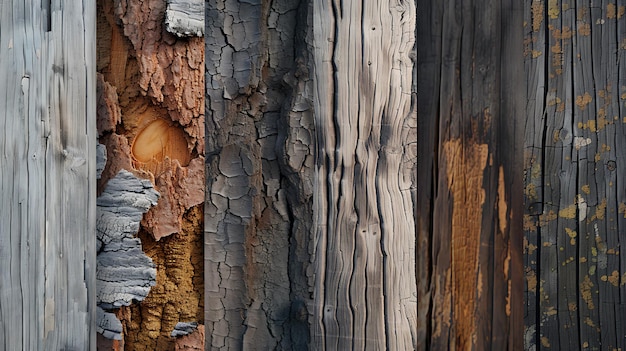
[205,0,314,349]
[524,1,626,349]
[311,0,417,349]
[417,0,524,350]
[96,0,205,347]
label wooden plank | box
[618,0,626,311]
[0,0,96,348]
[417,0,524,349]
[523,1,548,350]
[416,1,442,349]
[312,0,417,348]
[524,0,626,349]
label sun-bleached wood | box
[312,0,418,348]
[0,0,96,348]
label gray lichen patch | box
[165,0,204,37]
[96,169,160,339]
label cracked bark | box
[205,0,314,349]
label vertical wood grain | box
[418,0,524,349]
[0,0,96,348]
[524,0,626,349]
[312,0,418,348]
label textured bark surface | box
[96,170,159,333]
[205,0,314,349]
[0,0,97,348]
[96,0,205,346]
[417,0,524,350]
[524,1,626,349]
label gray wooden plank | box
[0,0,96,348]
[312,0,417,349]
[523,1,548,349]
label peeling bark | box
[165,0,204,37]
[96,0,204,345]
[96,170,159,339]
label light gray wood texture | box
[311,0,417,348]
[0,0,96,348]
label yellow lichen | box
[544,306,557,316]
[608,3,617,19]
[559,204,577,219]
[582,184,591,194]
[548,0,560,19]
[532,2,544,31]
[588,198,607,222]
[568,302,577,311]
[580,275,595,309]
[578,23,591,36]
[576,92,593,109]
[526,269,537,293]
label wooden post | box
[417,0,524,349]
[0,0,96,348]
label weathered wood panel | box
[311,0,417,349]
[524,0,626,349]
[417,0,524,349]
[0,0,96,348]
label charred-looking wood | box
[205,0,315,349]
[523,1,626,350]
[417,0,524,350]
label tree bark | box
[95,0,205,348]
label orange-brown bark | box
[96,0,204,345]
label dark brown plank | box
[418,0,524,349]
